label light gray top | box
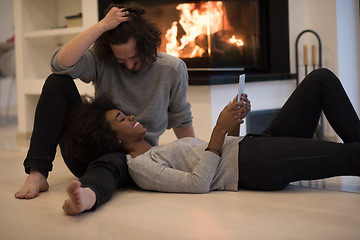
[126,136,242,193]
[51,49,193,146]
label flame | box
[165,1,244,58]
[229,35,244,47]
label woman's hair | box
[61,96,125,164]
[94,2,162,65]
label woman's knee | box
[308,68,340,85]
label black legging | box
[23,74,132,209]
[238,68,360,190]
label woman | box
[62,68,360,215]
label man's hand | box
[99,7,129,32]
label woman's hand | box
[225,93,251,137]
[239,93,251,119]
[99,7,129,32]
[216,93,251,133]
[206,93,251,155]
[216,97,244,134]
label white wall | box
[0,0,16,110]
[336,0,360,115]
[0,0,14,42]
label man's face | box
[110,37,142,73]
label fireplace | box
[99,0,291,84]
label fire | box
[165,1,244,58]
[229,35,244,47]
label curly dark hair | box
[61,97,125,164]
[94,2,162,65]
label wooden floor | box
[1,115,360,240]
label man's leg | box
[15,74,82,199]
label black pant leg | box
[263,68,360,142]
[78,152,133,210]
[23,74,82,178]
[238,135,360,191]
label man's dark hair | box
[94,2,162,65]
[61,96,125,164]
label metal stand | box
[295,29,325,141]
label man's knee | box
[42,74,75,92]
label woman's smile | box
[133,122,142,128]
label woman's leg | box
[263,68,360,143]
[62,180,96,215]
[238,135,360,191]
[23,74,83,178]
[76,152,133,211]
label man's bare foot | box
[62,180,96,215]
[15,170,49,199]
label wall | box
[0,0,16,110]
[336,0,360,115]
[0,0,14,42]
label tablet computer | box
[238,74,245,101]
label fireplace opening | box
[149,0,264,71]
[99,0,291,84]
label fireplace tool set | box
[295,29,324,141]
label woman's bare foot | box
[15,170,49,199]
[62,180,96,215]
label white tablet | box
[238,74,245,101]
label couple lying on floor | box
[18,69,360,215]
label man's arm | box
[57,7,128,67]
[173,125,195,139]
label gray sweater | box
[51,49,193,146]
[126,136,242,193]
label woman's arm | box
[207,95,248,155]
[227,93,251,137]
[57,7,129,68]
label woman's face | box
[105,109,146,144]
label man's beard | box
[124,63,140,74]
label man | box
[15,3,194,204]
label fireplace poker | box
[303,45,308,76]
